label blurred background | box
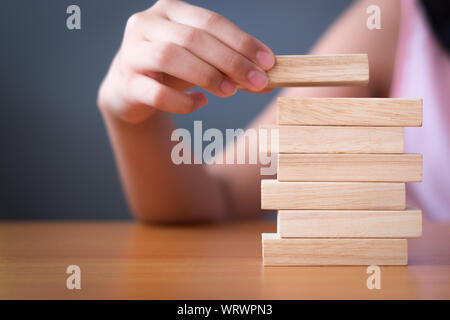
[0,0,352,220]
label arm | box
[98,0,400,222]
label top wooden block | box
[267,54,369,87]
[278,97,423,126]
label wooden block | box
[277,208,422,238]
[266,54,369,87]
[261,180,405,210]
[278,154,422,182]
[276,126,404,154]
[277,97,422,126]
[262,234,408,266]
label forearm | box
[208,0,401,220]
[101,108,227,222]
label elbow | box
[130,205,223,224]
[127,183,228,224]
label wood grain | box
[262,234,408,266]
[266,54,369,87]
[1,221,449,299]
[277,208,422,238]
[276,126,404,154]
[277,97,422,126]
[278,154,422,182]
[261,180,405,210]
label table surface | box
[0,220,449,299]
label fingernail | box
[220,78,237,96]
[248,70,268,89]
[256,50,275,69]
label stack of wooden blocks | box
[261,54,423,266]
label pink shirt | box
[390,0,450,220]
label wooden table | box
[0,220,449,299]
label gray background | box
[0,0,352,220]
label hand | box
[97,0,275,123]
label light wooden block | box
[262,234,408,266]
[277,97,422,126]
[276,126,404,154]
[277,208,422,238]
[278,154,422,182]
[267,54,369,87]
[261,180,405,210]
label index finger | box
[164,0,275,71]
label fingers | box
[126,74,208,114]
[123,41,237,97]
[138,16,269,91]
[164,0,275,71]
